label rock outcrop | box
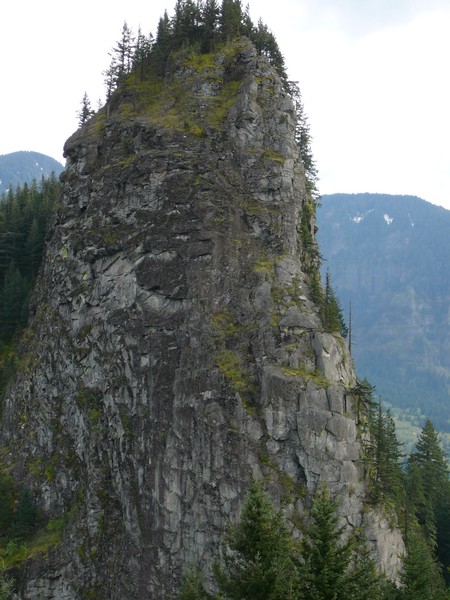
[1,38,403,598]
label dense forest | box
[0,175,60,395]
[0,175,60,592]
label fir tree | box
[154,11,172,76]
[398,528,448,600]
[200,0,220,52]
[407,419,450,577]
[11,488,37,540]
[367,403,403,506]
[0,473,14,536]
[220,0,243,39]
[322,269,348,337]
[0,261,27,340]
[213,481,297,599]
[178,565,212,600]
[77,92,95,126]
[288,81,319,197]
[300,487,385,600]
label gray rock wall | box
[1,39,403,599]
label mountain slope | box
[317,193,450,432]
[0,151,63,194]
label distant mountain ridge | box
[0,151,64,194]
[317,193,450,432]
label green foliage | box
[403,419,450,581]
[104,0,289,105]
[299,488,388,600]
[213,481,298,600]
[321,269,348,337]
[10,489,37,541]
[366,403,404,507]
[348,378,377,432]
[0,564,13,600]
[0,176,59,345]
[179,483,390,600]
[281,366,330,388]
[178,565,212,599]
[0,474,14,536]
[214,349,255,398]
[398,527,448,600]
[288,81,318,197]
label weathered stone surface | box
[1,38,403,599]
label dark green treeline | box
[0,175,60,393]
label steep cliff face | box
[1,39,403,598]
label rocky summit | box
[1,38,403,598]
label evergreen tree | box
[200,0,220,52]
[398,528,448,600]
[77,92,95,126]
[178,565,212,600]
[322,269,348,337]
[213,481,298,599]
[410,419,448,500]
[172,0,201,48]
[349,378,377,431]
[0,473,14,536]
[11,488,37,540]
[367,403,403,506]
[133,28,154,80]
[240,4,254,37]
[251,20,286,80]
[288,81,318,197]
[220,0,242,39]
[407,419,450,577]
[404,461,436,547]
[300,488,354,599]
[112,21,135,80]
[154,11,172,76]
[0,261,27,340]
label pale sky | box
[2,1,449,209]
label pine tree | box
[213,481,297,599]
[220,0,242,39]
[300,488,354,599]
[407,419,450,577]
[0,261,27,340]
[113,21,135,79]
[398,528,448,600]
[410,419,448,500]
[322,269,348,337]
[300,488,389,600]
[133,28,154,80]
[288,81,319,198]
[367,403,403,506]
[200,0,220,52]
[178,565,212,600]
[172,0,201,48]
[77,92,95,126]
[349,378,377,431]
[11,488,37,540]
[0,473,14,535]
[154,11,172,76]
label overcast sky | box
[2,1,449,209]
